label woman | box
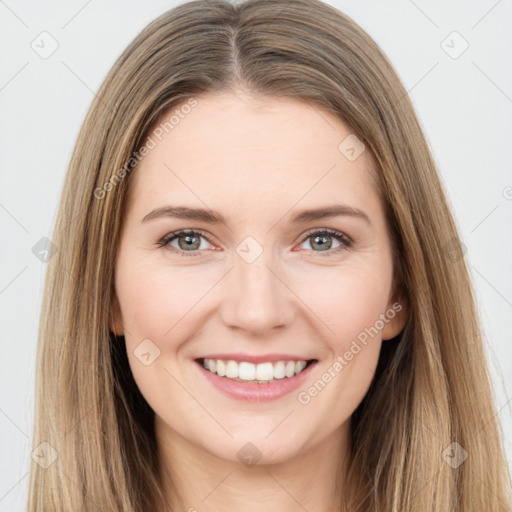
[28,0,512,510]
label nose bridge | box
[220,240,294,334]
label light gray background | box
[1,1,511,509]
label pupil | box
[181,235,199,250]
[313,235,331,250]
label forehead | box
[127,91,379,221]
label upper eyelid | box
[299,227,351,242]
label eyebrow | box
[141,204,371,226]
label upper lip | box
[197,353,316,364]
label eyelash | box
[157,228,353,258]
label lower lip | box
[195,360,317,402]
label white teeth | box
[285,361,295,378]
[200,358,311,382]
[274,361,286,379]
[217,360,226,377]
[295,360,307,374]
[225,360,238,379]
[256,362,274,381]
[238,362,256,381]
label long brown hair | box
[28,0,512,510]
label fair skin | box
[111,89,407,512]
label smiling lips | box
[201,357,310,383]
[195,355,318,402]
[195,353,318,402]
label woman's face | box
[112,90,406,466]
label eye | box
[297,228,352,256]
[158,229,214,257]
[158,228,353,257]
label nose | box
[219,249,295,336]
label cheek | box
[116,258,219,342]
[115,260,214,422]
[115,259,223,409]
[292,264,391,435]
[295,259,393,350]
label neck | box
[156,420,351,512]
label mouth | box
[196,357,317,383]
[194,357,318,402]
